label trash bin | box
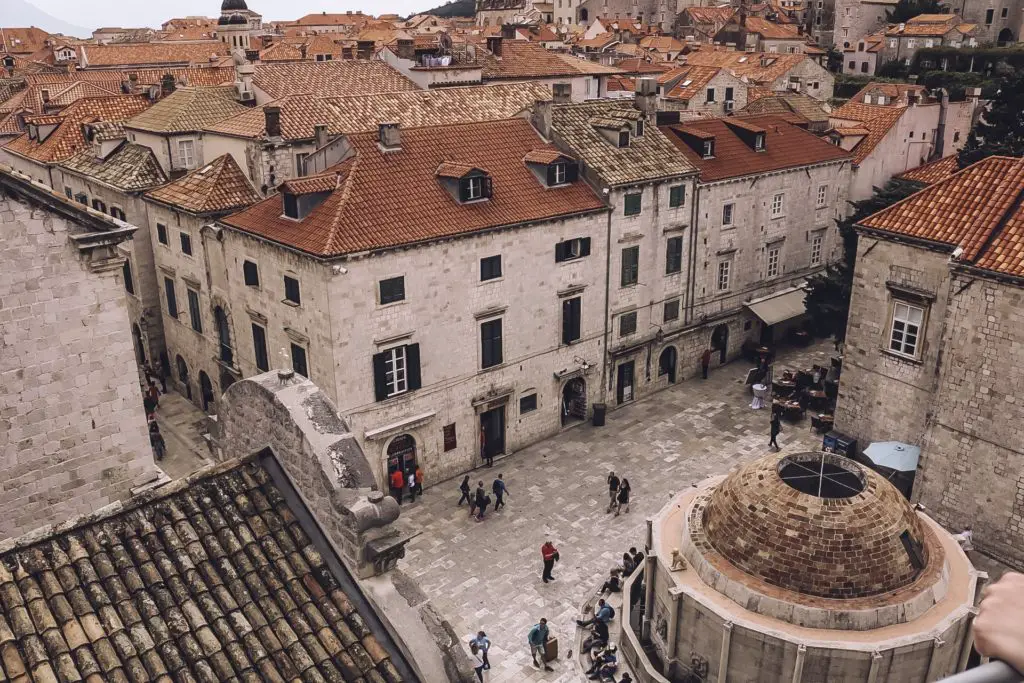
[592,403,606,427]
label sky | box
[28,0,444,31]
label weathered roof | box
[830,101,907,164]
[78,41,229,67]
[482,40,619,79]
[125,87,246,134]
[742,16,804,39]
[0,27,51,54]
[896,153,959,186]
[259,41,304,62]
[849,81,928,106]
[251,61,418,99]
[551,100,697,186]
[682,6,737,25]
[60,142,168,191]
[662,114,849,182]
[0,455,411,683]
[886,13,963,36]
[737,92,830,122]
[685,49,812,84]
[205,83,551,140]
[25,68,235,89]
[221,118,606,257]
[291,12,371,26]
[662,65,724,102]
[146,154,260,215]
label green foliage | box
[877,60,910,79]
[911,45,1024,75]
[917,70,1000,100]
[421,0,476,17]
[804,179,925,341]
[885,0,947,23]
[826,47,844,73]
[958,70,1024,167]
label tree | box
[886,0,947,23]
[804,179,924,341]
[958,70,1024,168]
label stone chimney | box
[501,24,517,39]
[635,76,657,115]
[553,82,572,104]
[314,124,329,150]
[487,36,503,56]
[265,106,282,138]
[531,99,553,137]
[379,122,401,152]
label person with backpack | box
[528,619,554,672]
[476,491,491,521]
[492,474,508,510]
[576,598,614,627]
[458,475,471,506]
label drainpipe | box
[642,518,656,641]
[717,621,733,682]
[866,651,883,683]
[685,179,701,324]
[791,643,807,683]
[599,191,613,402]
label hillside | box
[1,0,89,38]
[422,0,476,18]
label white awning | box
[744,287,807,326]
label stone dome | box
[702,451,929,599]
[224,13,248,25]
[221,0,248,11]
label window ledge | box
[281,299,301,308]
[479,363,506,374]
[881,348,924,365]
[478,277,504,286]
[377,299,407,310]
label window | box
[243,260,260,287]
[706,87,715,102]
[379,276,405,304]
[811,233,824,265]
[766,246,780,278]
[295,152,308,177]
[480,255,502,281]
[164,277,178,318]
[92,199,106,213]
[635,119,644,137]
[890,302,923,357]
[1002,7,1009,17]
[817,184,828,207]
[954,131,961,143]
[555,237,591,262]
[617,130,630,147]
[909,131,914,139]
[74,193,87,205]
[717,261,731,291]
[553,162,566,185]
[465,176,483,200]
[986,8,994,23]
[187,288,202,332]
[924,38,934,47]
[520,394,538,414]
[889,38,897,48]
[180,232,193,256]
[702,140,714,158]
[64,186,72,199]
[177,139,195,168]
[252,323,269,372]
[284,275,301,305]
[754,133,765,151]
[562,296,582,344]
[290,343,309,378]
[621,246,639,286]
[122,260,135,295]
[666,236,683,274]
[157,223,168,245]
[480,319,503,369]
[861,61,868,73]
[624,192,642,216]
[443,423,457,451]
[669,184,685,208]
[664,298,680,322]
[110,206,125,221]
[372,344,424,399]
[725,86,734,102]
[906,38,915,48]
[770,193,784,218]
[722,203,734,226]
[619,311,637,337]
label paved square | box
[396,342,835,682]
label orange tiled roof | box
[663,65,723,102]
[482,40,619,79]
[291,12,371,27]
[639,36,685,52]
[830,101,907,164]
[24,67,234,88]
[125,87,246,133]
[78,41,228,67]
[684,6,737,24]
[606,75,636,92]
[251,61,418,99]
[661,114,850,182]
[850,81,927,105]
[860,156,1024,277]
[3,95,150,163]
[280,172,341,194]
[0,27,52,54]
[885,13,961,36]
[897,153,959,185]
[685,49,809,84]
[259,41,304,62]
[743,17,804,40]
[523,148,567,164]
[145,153,261,215]
[615,57,673,74]
[220,118,606,257]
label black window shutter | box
[546,164,557,186]
[372,352,388,401]
[406,343,422,391]
[580,237,591,256]
[555,241,567,262]
[566,163,579,183]
[482,175,493,198]
[458,179,469,203]
[562,299,572,344]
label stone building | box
[684,49,835,102]
[620,451,981,682]
[657,65,749,115]
[832,0,897,49]
[878,14,978,67]
[837,155,1024,570]
[574,0,680,32]
[0,166,160,539]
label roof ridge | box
[962,157,1024,263]
[324,155,359,255]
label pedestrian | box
[458,475,471,506]
[480,426,493,467]
[415,465,424,497]
[146,380,160,408]
[469,631,491,670]
[476,492,491,522]
[149,424,166,461]
[389,468,405,505]
[469,642,485,682]
[606,471,620,513]
[769,412,782,451]
[615,477,631,516]
[528,619,554,672]
[492,474,508,510]
[541,540,559,583]
[631,546,645,568]
[158,353,169,393]
[406,469,417,503]
[700,348,712,380]
[471,481,486,519]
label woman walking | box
[470,643,485,682]
[615,477,631,516]
[458,475,471,506]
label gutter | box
[600,197,613,401]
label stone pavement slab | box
[396,342,834,682]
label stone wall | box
[0,185,158,540]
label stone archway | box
[658,346,678,383]
[561,378,587,426]
[386,434,417,481]
[998,28,1014,45]
[199,371,214,413]
[711,324,729,364]
[176,355,192,400]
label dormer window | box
[463,176,484,201]
[553,162,566,185]
[755,133,765,151]
[279,173,338,220]
[635,119,645,137]
[703,140,714,158]
[437,162,492,203]
[618,130,630,147]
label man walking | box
[472,481,486,520]
[700,348,712,380]
[541,540,559,583]
[769,412,782,451]
[528,619,554,671]
[389,468,405,505]
[492,474,508,510]
[458,475,471,506]
[469,631,491,670]
[406,469,417,503]
[606,471,620,512]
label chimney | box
[501,24,517,39]
[552,82,572,104]
[160,73,176,97]
[41,89,50,104]
[531,99,552,137]
[396,38,414,60]
[635,76,657,114]
[314,123,329,149]
[487,36,503,56]
[379,122,401,151]
[265,106,282,138]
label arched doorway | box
[131,324,146,366]
[386,434,417,482]
[580,8,589,21]
[176,355,192,400]
[220,370,236,393]
[711,324,729,364]
[214,306,233,365]
[658,346,678,383]
[561,378,587,426]
[998,28,1014,45]
[199,371,214,413]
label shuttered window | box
[555,237,591,262]
[252,323,269,371]
[666,237,683,274]
[372,343,422,400]
[562,296,581,344]
[480,319,503,369]
[621,246,640,286]
[164,278,178,318]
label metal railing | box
[940,662,1022,683]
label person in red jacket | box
[541,540,559,583]
[389,468,405,505]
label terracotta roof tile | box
[685,49,810,84]
[611,57,672,74]
[683,6,737,24]
[125,87,247,133]
[896,153,959,185]
[861,156,1024,278]
[259,41,304,61]
[886,13,962,36]
[251,61,418,99]
[3,95,151,163]
[737,92,829,122]
[482,40,619,79]
[435,161,483,178]
[742,16,804,39]
[221,118,606,256]
[663,65,723,102]
[830,102,907,164]
[280,172,342,194]
[850,81,927,105]
[523,148,566,164]
[292,12,371,26]
[78,41,228,67]
[554,53,623,75]
[146,154,261,215]
[59,142,167,191]
[25,67,234,88]
[661,114,850,182]
[0,27,51,54]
